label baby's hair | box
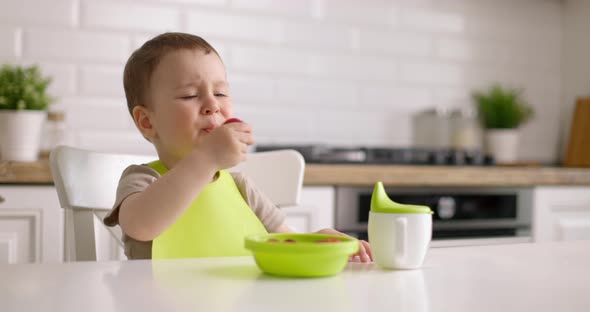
[123,32,220,115]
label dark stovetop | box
[255,145,495,166]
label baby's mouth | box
[202,125,216,133]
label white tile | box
[432,88,471,108]
[400,62,463,85]
[508,43,561,71]
[62,97,132,130]
[82,1,180,32]
[465,15,560,46]
[149,0,225,7]
[4,0,562,163]
[399,7,465,33]
[437,37,560,72]
[436,38,472,60]
[79,65,125,97]
[441,0,561,30]
[310,110,412,146]
[0,28,19,58]
[230,45,312,75]
[0,0,76,27]
[23,30,129,63]
[435,38,503,64]
[186,10,283,43]
[230,0,314,17]
[358,30,431,56]
[276,78,357,108]
[28,63,77,98]
[73,130,155,155]
[235,106,315,139]
[359,85,431,112]
[284,22,354,50]
[320,0,397,25]
[229,73,275,104]
[311,54,396,81]
[518,121,560,163]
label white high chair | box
[50,145,305,261]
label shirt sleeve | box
[103,164,160,227]
[230,172,286,232]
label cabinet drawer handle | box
[0,195,4,204]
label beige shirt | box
[103,164,286,260]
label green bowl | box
[245,233,359,278]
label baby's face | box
[147,48,233,159]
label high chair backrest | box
[50,145,305,261]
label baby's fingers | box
[356,240,371,263]
[360,240,373,262]
[349,240,372,263]
[236,131,255,146]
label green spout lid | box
[370,181,434,214]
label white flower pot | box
[0,111,47,161]
[484,129,519,164]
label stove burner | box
[255,145,494,166]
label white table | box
[1,241,589,312]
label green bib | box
[148,161,268,259]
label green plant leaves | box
[472,84,534,129]
[0,64,54,111]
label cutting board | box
[565,98,590,167]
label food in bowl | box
[245,233,359,278]
[266,237,341,243]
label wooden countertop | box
[2,161,590,187]
[303,164,590,186]
[0,160,53,184]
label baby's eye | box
[214,93,227,97]
[180,95,198,100]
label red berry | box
[284,239,296,243]
[224,118,242,125]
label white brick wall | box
[0,0,568,163]
[81,1,180,32]
[0,28,20,58]
[561,0,590,159]
[186,10,284,43]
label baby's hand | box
[315,228,373,263]
[197,117,255,170]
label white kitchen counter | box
[1,241,589,312]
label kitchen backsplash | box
[0,0,563,162]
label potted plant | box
[473,84,534,164]
[0,64,53,161]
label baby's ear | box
[132,105,155,141]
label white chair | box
[50,145,305,261]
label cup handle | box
[395,218,407,263]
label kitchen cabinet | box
[0,186,63,264]
[533,186,590,242]
[281,186,335,233]
[6,182,590,263]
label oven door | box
[335,186,533,246]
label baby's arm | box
[237,172,373,263]
[118,122,254,241]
